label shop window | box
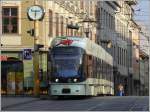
[2,7,18,34]
[1,59,24,95]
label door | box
[7,72,16,94]
[1,59,24,95]
[15,72,24,94]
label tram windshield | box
[51,47,84,78]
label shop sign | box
[0,55,8,61]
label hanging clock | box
[27,5,45,21]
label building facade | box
[1,0,97,95]
[96,1,138,95]
[139,30,149,96]
[130,21,141,95]
[139,50,149,96]
[1,0,146,96]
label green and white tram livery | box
[49,36,114,96]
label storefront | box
[1,53,24,95]
[1,51,48,95]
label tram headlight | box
[73,78,77,82]
[55,78,59,82]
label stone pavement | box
[1,95,41,110]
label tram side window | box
[101,61,104,79]
[106,63,109,81]
[97,58,99,79]
[98,59,100,78]
[103,61,105,79]
[103,62,106,80]
[107,64,109,81]
[96,58,98,78]
[105,63,107,80]
[94,58,98,74]
[95,58,97,77]
[99,59,101,79]
[100,60,103,79]
[106,63,108,80]
[92,58,95,77]
[109,65,111,81]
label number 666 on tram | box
[48,36,114,96]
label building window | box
[60,16,64,36]
[66,18,68,36]
[101,8,104,27]
[49,10,53,37]
[55,13,59,36]
[2,7,18,34]
[80,0,84,9]
[96,8,100,25]
[104,10,106,27]
[118,47,120,64]
[90,32,92,40]
[90,1,93,16]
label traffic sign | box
[23,49,32,60]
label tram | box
[48,36,114,96]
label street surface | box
[2,96,149,111]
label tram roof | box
[51,36,113,65]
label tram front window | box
[51,47,84,82]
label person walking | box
[117,84,125,96]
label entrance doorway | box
[1,57,24,95]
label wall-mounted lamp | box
[67,23,79,30]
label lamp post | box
[78,17,96,38]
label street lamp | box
[67,16,96,38]
[67,23,80,30]
[78,17,97,38]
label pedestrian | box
[117,84,125,96]
[39,69,43,81]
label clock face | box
[27,5,44,20]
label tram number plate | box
[62,88,70,93]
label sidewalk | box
[1,96,40,110]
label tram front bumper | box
[50,84,86,96]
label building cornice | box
[1,45,49,52]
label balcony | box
[125,0,137,5]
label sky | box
[134,0,150,54]
[134,0,150,34]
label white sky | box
[134,0,150,54]
[134,0,150,34]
